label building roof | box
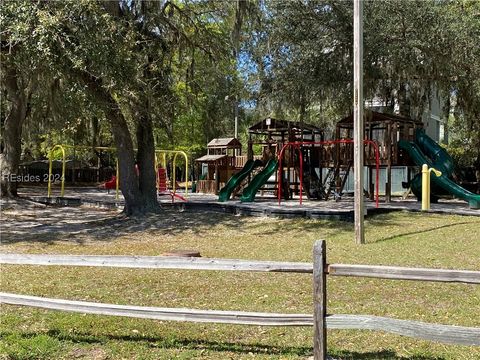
[248,118,323,134]
[206,138,242,149]
[195,154,228,163]
[337,111,423,127]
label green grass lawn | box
[1,207,479,359]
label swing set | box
[277,140,380,207]
[47,145,119,198]
[47,145,188,201]
[155,150,188,202]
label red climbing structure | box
[157,168,187,202]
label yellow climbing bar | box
[47,145,187,199]
[115,159,120,200]
[47,145,66,197]
[155,150,189,197]
[47,145,118,198]
[421,164,442,211]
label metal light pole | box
[353,0,365,244]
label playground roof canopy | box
[195,154,228,163]
[248,118,322,135]
[337,111,423,128]
[207,138,242,149]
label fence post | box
[313,240,327,360]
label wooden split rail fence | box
[1,241,479,359]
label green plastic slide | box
[415,129,454,176]
[218,159,263,202]
[399,132,480,209]
[240,158,278,202]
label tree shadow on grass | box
[1,330,444,359]
[0,203,353,245]
[368,220,480,244]
[3,200,476,247]
[0,207,250,245]
[330,349,444,360]
[365,212,421,229]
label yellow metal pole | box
[172,153,177,193]
[421,164,442,211]
[163,152,167,189]
[430,167,442,178]
[60,146,66,197]
[154,150,189,196]
[183,152,188,197]
[47,145,66,198]
[171,151,189,197]
[422,164,430,210]
[47,154,53,198]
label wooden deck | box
[15,186,480,221]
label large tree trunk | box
[136,103,160,212]
[78,70,149,215]
[0,66,30,198]
[134,54,160,213]
[106,105,144,215]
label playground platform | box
[17,186,480,221]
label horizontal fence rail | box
[2,292,479,346]
[0,254,312,273]
[2,253,480,284]
[327,264,480,284]
[326,314,480,346]
[0,292,311,326]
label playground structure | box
[155,150,188,201]
[39,112,480,209]
[215,112,480,208]
[45,145,189,201]
[47,145,119,199]
[277,140,380,207]
[215,117,383,203]
[239,158,279,202]
[335,111,423,201]
[195,138,242,194]
[214,118,325,201]
[218,159,263,202]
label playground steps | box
[337,161,352,196]
[156,168,186,202]
[324,161,352,201]
[294,164,316,200]
[322,167,336,200]
[157,168,168,192]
